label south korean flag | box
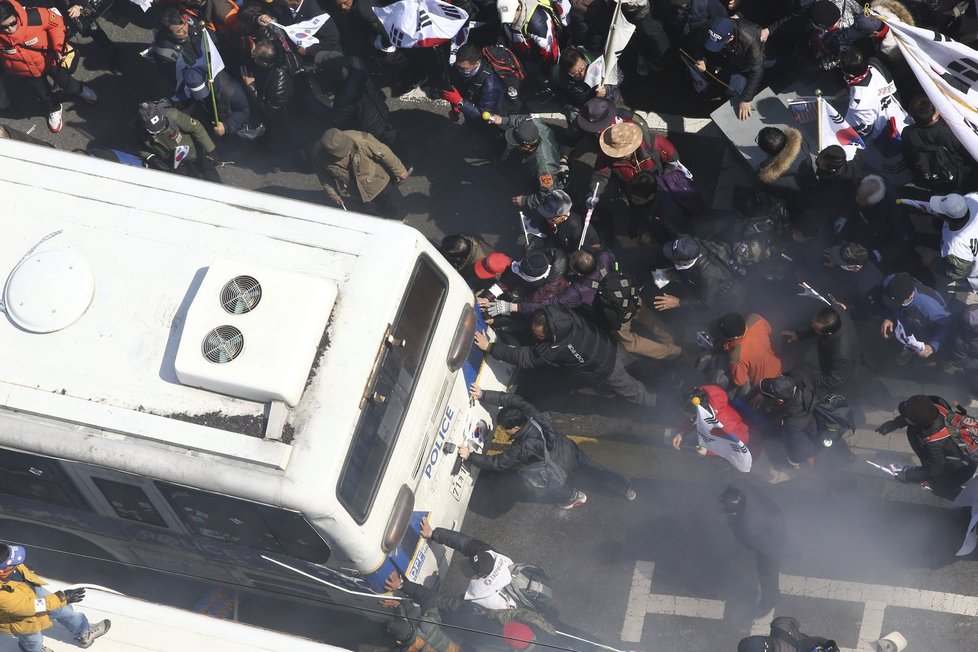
[695,402,752,473]
[373,0,469,49]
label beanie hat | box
[738,635,773,652]
[502,622,536,650]
[882,273,916,308]
[138,102,169,135]
[759,376,797,401]
[537,190,573,219]
[320,128,355,158]
[817,145,847,168]
[811,0,841,27]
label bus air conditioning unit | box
[174,259,337,407]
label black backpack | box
[814,394,855,446]
[595,268,640,330]
[480,46,525,99]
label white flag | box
[694,403,752,473]
[373,0,468,49]
[128,0,152,11]
[273,13,331,49]
[881,16,978,163]
[602,0,635,86]
[818,97,865,160]
[894,320,925,353]
[583,55,622,89]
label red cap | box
[501,622,535,650]
[474,253,512,280]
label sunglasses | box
[0,19,17,30]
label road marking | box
[621,561,725,642]
[621,560,978,648]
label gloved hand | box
[57,588,86,604]
[875,418,903,436]
[442,87,463,106]
[585,195,599,211]
[487,301,512,317]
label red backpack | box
[480,45,525,98]
[924,403,978,460]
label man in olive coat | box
[311,127,409,219]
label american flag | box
[788,98,817,124]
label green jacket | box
[500,114,563,211]
[138,107,216,170]
[312,129,407,205]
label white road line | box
[620,562,725,643]
[622,561,978,647]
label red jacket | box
[678,385,750,445]
[0,1,65,78]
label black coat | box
[673,243,745,311]
[799,306,861,391]
[704,20,764,102]
[488,305,619,383]
[901,396,977,499]
[756,127,816,208]
[725,479,786,556]
[317,56,393,144]
[901,116,975,191]
[468,391,578,473]
[773,369,818,431]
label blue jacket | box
[883,275,952,351]
[452,62,505,121]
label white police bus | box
[0,140,511,615]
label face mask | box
[459,61,481,77]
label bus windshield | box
[337,256,448,523]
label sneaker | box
[78,84,98,103]
[77,619,111,648]
[47,104,63,133]
[623,487,637,501]
[558,490,587,510]
[767,468,791,484]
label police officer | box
[136,102,222,183]
[488,114,563,213]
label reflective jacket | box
[0,1,66,78]
[0,564,68,636]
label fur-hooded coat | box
[756,128,816,203]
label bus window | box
[92,478,168,527]
[0,448,91,511]
[337,256,448,523]
[156,483,330,564]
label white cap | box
[930,193,969,219]
[497,0,519,24]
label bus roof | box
[0,578,347,652]
[0,140,466,518]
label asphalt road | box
[6,8,978,652]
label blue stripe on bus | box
[462,307,488,389]
[363,510,429,590]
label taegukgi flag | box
[273,13,331,49]
[880,15,978,163]
[602,0,635,86]
[373,0,468,49]
[694,403,752,472]
[818,98,865,160]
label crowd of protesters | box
[1,0,977,648]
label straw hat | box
[600,122,643,158]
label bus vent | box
[220,276,262,314]
[201,326,244,364]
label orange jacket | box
[724,314,782,390]
[0,1,66,78]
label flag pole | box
[202,32,221,127]
[601,0,623,87]
[815,89,823,153]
